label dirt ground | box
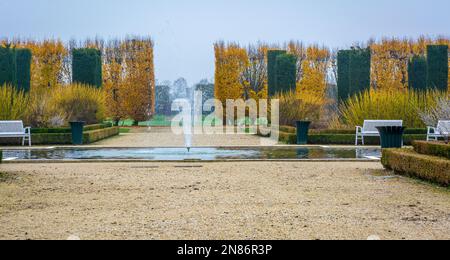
[0,161,449,240]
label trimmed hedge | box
[337,48,371,101]
[275,54,297,94]
[426,45,448,91]
[262,130,426,145]
[337,50,351,101]
[277,126,426,135]
[72,48,102,87]
[408,55,427,91]
[267,50,287,97]
[382,149,450,186]
[0,46,16,87]
[1,126,119,145]
[15,49,32,92]
[413,141,450,159]
[349,48,371,98]
[82,127,119,144]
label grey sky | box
[1,0,449,84]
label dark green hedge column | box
[427,45,448,91]
[72,48,102,87]
[0,46,17,87]
[267,50,287,97]
[408,55,427,91]
[275,54,297,94]
[15,49,32,92]
[349,48,371,97]
[337,48,371,101]
[337,50,351,101]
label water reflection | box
[2,147,381,161]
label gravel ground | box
[0,161,449,240]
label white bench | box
[356,120,403,145]
[427,121,450,141]
[0,121,32,146]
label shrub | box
[267,50,287,97]
[419,96,450,128]
[382,149,450,186]
[15,49,32,92]
[0,84,29,120]
[275,90,322,127]
[427,45,448,91]
[26,88,65,128]
[72,48,102,87]
[334,89,445,129]
[413,141,450,159]
[50,84,106,124]
[408,55,427,91]
[337,48,371,101]
[275,54,297,94]
[0,46,16,87]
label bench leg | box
[362,136,365,146]
[29,135,31,146]
[22,137,25,146]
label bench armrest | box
[24,127,31,134]
[356,126,363,134]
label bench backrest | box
[363,120,403,132]
[0,121,25,133]
[437,121,450,135]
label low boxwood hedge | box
[382,148,450,186]
[82,127,119,144]
[413,141,450,159]
[277,126,426,135]
[30,123,113,134]
[267,130,426,145]
[0,126,119,145]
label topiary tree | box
[408,55,427,91]
[267,50,287,97]
[275,53,297,94]
[15,49,32,93]
[348,48,371,97]
[427,45,448,91]
[337,48,371,101]
[337,50,351,101]
[0,45,17,87]
[72,48,102,87]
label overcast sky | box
[1,0,449,84]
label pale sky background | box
[1,0,449,84]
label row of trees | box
[0,37,155,125]
[214,37,450,105]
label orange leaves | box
[370,36,450,91]
[214,42,248,104]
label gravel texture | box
[0,162,449,240]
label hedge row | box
[277,126,427,135]
[413,141,450,159]
[1,126,119,145]
[30,123,113,134]
[382,149,450,186]
[266,130,426,145]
